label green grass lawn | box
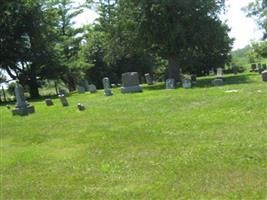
[1,73,267,199]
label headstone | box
[12,82,35,116]
[182,79,192,89]
[191,75,197,83]
[145,73,153,85]
[251,64,257,72]
[45,98,54,106]
[89,84,97,93]
[216,68,224,79]
[102,77,113,96]
[232,66,238,75]
[121,72,142,93]
[209,69,215,76]
[77,103,86,111]
[262,70,267,82]
[212,79,224,86]
[166,79,176,89]
[58,94,69,107]
[78,86,86,93]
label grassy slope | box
[1,73,267,199]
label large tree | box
[0,0,61,98]
[116,0,232,82]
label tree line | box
[0,0,266,98]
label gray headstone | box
[12,82,35,116]
[45,98,54,106]
[145,73,153,85]
[89,84,97,93]
[77,103,86,111]
[166,79,176,89]
[262,70,267,82]
[78,86,86,93]
[102,77,113,96]
[182,79,192,89]
[58,94,69,107]
[121,72,142,93]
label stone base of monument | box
[104,90,113,96]
[12,105,35,116]
[121,85,142,93]
[212,79,224,86]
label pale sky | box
[74,0,264,50]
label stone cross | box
[102,77,113,96]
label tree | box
[0,0,61,98]
[53,0,91,91]
[246,0,267,38]
[246,0,267,58]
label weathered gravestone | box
[45,98,54,106]
[77,103,86,111]
[145,73,153,85]
[102,77,113,96]
[89,84,97,93]
[78,80,90,92]
[182,79,192,89]
[216,68,224,79]
[78,86,86,93]
[166,79,176,89]
[251,64,257,72]
[121,72,142,93]
[58,94,69,107]
[12,82,35,116]
[262,70,267,82]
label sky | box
[74,0,264,50]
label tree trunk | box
[167,55,181,83]
[28,76,40,99]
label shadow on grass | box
[195,73,257,88]
[143,73,259,91]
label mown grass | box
[1,73,267,199]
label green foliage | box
[246,0,267,39]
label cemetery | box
[0,0,267,199]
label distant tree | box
[246,0,267,58]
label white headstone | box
[166,79,176,89]
[102,77,113,96]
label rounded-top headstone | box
[262,70,267,82]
